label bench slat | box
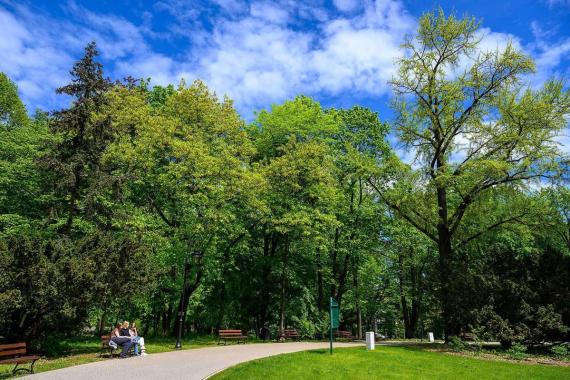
[0,343,26,351]
[0,349,27,357]
[0,355,40,365]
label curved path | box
[23,342,363,380]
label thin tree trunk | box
[278,238,290,335]
[98,308,107,336]
[317,248,323,311]
[354,265,362,339]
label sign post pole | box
[329,297,339,355]
[329,305,333,355]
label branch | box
[455,213,527,248]
[147,194,177,227]
[367,179,438,243]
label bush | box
[550,344,568,359]
[448,335,468,352]
[38,336,72,357]
[506,342,527,360]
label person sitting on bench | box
[111,323,134,358]
[120,321,146,356]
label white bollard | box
[366,331,375,350]
[428,332,434,343]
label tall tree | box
[44,41,112,233]
[370,9,570,337]
[104,80,257,336]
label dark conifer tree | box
[45,41,112,233]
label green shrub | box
[448,336,467,352]
[39,336,72,357]
[550,344,568,359]
[506,342,527,360]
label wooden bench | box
[100,335,134,358]
[0,342,40,375]
[218,329,247,345]
[460,332,476,341]
[100,335,116,357]
[334,330,354,341]
[280,328,300,341]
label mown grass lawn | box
[0,336,218,378]
[211,346,570,380]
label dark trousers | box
[111,336,133,357]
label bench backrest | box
[335,331,351,337]
[283,329,299,336]
[219,329,243,336]
[0,343,27,358]
[101,335,110,343]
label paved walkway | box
[23,342,363,380]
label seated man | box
[111,323,133,358]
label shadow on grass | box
[306,349,330,355]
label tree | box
[43,41,112,233]
[0,73,28,129]
[370,9,570,337]
[104,80,256,336]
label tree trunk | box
[98,308,107,336]
[173,261,203,337]
[354,265,362,339]
[278,239,290,335]
[437,184,457,340]
[317,248,324,311]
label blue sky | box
[1,0,569,123]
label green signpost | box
[329,297,339,354]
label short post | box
[365,332,375,350]
[428,332,434,343]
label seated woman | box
[111,323,133,358]
[130,322,147,355]
[120,321,146,356]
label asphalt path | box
[23,342,364,380]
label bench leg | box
[12,363,19,376]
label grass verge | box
[211,346,570,380]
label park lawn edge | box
[210,345,570,380]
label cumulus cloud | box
[333,0,361,13]
[528,22,570,86]
[0,0,568,125]
[0,0,415,115]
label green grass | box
[211,346,570,380]
[0,336,218,378]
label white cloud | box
[0,0,568,125]
[0,4,75,110]
[0,0,415,116]
[333,0,360,13]
[250,2,289,24]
